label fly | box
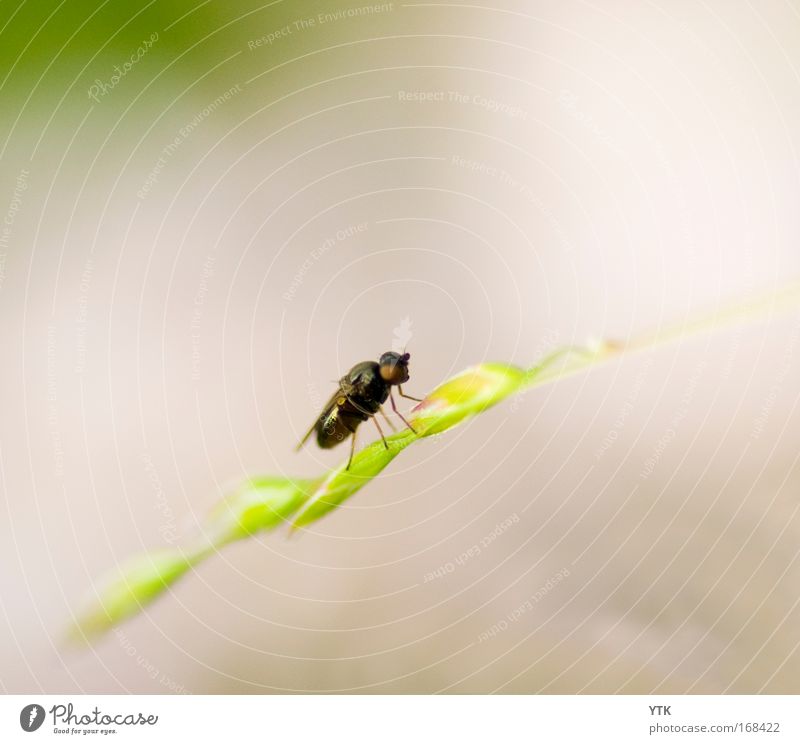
[297,351,422,469]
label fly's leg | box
[346,433,357,470]
[378,406,397,432]
[398,385,423,402]
[343,421,357,470]
[390,390,417,434]
[372,415,390,450]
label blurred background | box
[1,0,800,693]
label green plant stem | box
[69,280,800,641]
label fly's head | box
[378,351,411,385]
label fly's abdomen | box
[316,409,362,449]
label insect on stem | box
[297,350,422,468]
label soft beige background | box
[1,0,799,693]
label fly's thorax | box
[346,361,381,385]
[342,361,388,410]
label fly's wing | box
[295,388,343,451]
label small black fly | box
[297,351,422,469]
